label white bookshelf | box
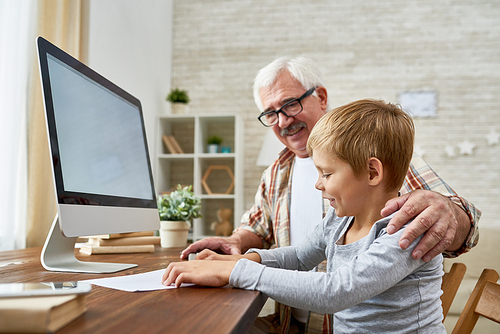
[155,114,243,241]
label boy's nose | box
[315,178,324,191]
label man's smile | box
[280,122,306,137]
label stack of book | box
[79,231,160,255]
[162,135,184,154]
[0,293,87,333]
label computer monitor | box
[37,36,160,273]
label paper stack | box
[79,231,160,255]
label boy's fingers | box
[175,273,187,288]
[162,264,173,285]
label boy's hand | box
[162,260,237,288]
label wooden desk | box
[0,246,267,334]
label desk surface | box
[0,246,267,334]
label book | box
[79,244,155,255]
[163,135,178,153]
[0,294,86,333]
[81,231,155,240]
[168,136,184,153]
[87,236,160,246]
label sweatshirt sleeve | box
[229,225,441,315]
[243,212,329,271]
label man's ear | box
[315,86,328,112]
[367,157,383,186]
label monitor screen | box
[37,37,159,238]
[47,54,153,201]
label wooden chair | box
[451,268,500,334]
[441,262,467,320]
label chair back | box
[451,268,500,334]
[441,262,467,320]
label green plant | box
[207,135,223,145]
[157,185,202,222]
[166,88,190,104]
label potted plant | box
[166,88,190,114]
[157,185,202,248]
[207,135,223,153]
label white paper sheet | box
[80,268,194,292]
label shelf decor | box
[166,88,189,114]
[207,135,223,153]
[162,135,184,154]
[157,185,202,247]
[201,165,234,195]
[156,114,242,241]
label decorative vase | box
[207,144,218,153]
[159,220,190,248]
[171,103,187,114]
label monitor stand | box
[41,214,137,273]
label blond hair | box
[307,99,414,192]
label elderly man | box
[182,57,480,333]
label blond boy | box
[163,99,446,333]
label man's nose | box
[277,112,294,128]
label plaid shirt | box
[238,148,481,334]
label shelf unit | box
[155,114,243,241]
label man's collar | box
[276,147,295,168]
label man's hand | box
[180,236,242,259]
[161,260,236,288]
[196,249,262,263]
[381,190,469,262]
[196,249,242,261]
[180,229,263,259]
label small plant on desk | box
[157,185,202,248]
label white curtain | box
[0,1,38,250]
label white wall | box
[85,1,500,230]
[170,0,500,229]
[87,0,173,180]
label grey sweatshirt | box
[229,209,446,333]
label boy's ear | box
[367,157,383,186]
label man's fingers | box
[381,194,407,219]
[407,220,446,258]
[180,239,222,259]
[419,224,455,262]
[398,208,439,248]
[227,245,242,255]
[387,200,423,235]
[384,193,422,234]
[180,243,202,259]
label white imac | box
[37,36,160,273]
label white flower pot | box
[171,103,187,114]
[159,220,190,248]
[207,144,219,153]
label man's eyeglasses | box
[257,87,317,127]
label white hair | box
[253,57,327,112]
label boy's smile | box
[312,148,370,218]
